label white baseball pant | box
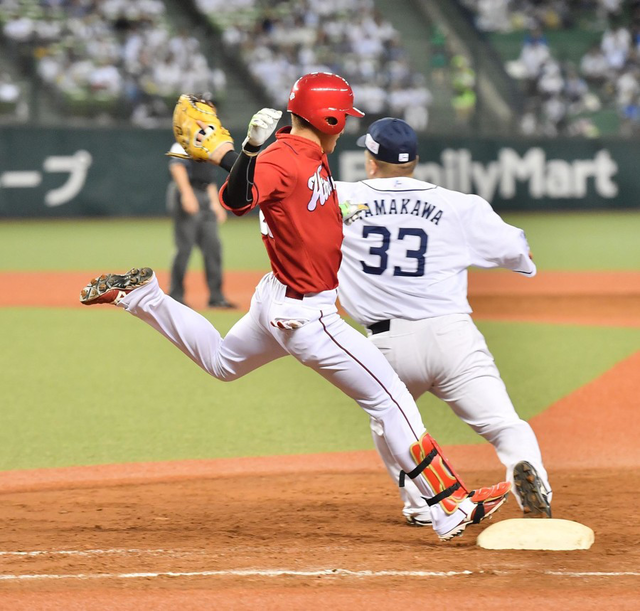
[119,272,478,536]
[368,314,551,521]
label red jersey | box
[219,127,343,294]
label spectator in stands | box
[131,94,170,128]
[473,0,512,32]
[0,72,21,118]
[537,60,564,97]
[563,65,590,114]
[89,58,123,97]
[580,43,610,84]
[519,28,551,95]
[598,0,624,24]
[428,24,448,84]
[566,117,600,138]
[615,66,640,111]
[151,52,183,97]
[601,23,631,71]
[168,28,201,67]
[3,14,34,43]
[519,99,540,135]
[389,74,432,131]
[451,55,476,124]
[620,91,640,136]
[541,93,567,135]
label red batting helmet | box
[287,72,364,135]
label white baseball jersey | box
[336,177,536,327]
[336,176,550,519]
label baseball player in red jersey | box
[80,72,511,541]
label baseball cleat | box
[513,461,552,518]
[406,514,432,527]
[80,267,154,306]
[469,481,512,503]
[438,482,511,541]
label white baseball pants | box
[368,314,552,520]
[119,272,478,536]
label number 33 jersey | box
[336,177,537,327]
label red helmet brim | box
[346,106,365,118]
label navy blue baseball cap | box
[356,117,418,164]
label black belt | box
[285,286,305,300]
[368,320,390,335]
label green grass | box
[0,308,367,470]
[501,211,640,271]
[0,210,639,471]
[1,210,639,272]
[0,216,269,272]
[420,321,640,442]
[1,308,638,471]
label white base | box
[477,518,594,551]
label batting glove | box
[242,108,283,156]
[340,201,370,225]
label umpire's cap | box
[357,117,417,164]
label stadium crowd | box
[462,0,640,136]
[1,0,639,137]
[194,0,433,131]
[0,0,226,124]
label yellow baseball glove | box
[166,94,234,162]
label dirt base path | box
[2,269,640,327]
[0,467,637,610]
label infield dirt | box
[2,269,640,328]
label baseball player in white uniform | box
[336,117,552,525]
[79,74,512,542]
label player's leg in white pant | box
[369,315,551,516]
[427,315,552,506]
[119,272,288,380]
[268,304,476,536]
[370,417,432,524]
[368,321,434,521]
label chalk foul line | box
[0,548,175,557]
[0,549,637,581]
[0,569,473,581]
[0,567,638,581]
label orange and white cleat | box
[79,267,154,306]
[438,481,511,541]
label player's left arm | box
[219,109,282,214]
[334,181,369,225]
[461,194,537,276]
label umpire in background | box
[167,139,235,309]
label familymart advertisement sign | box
[0,126,637,216]
[338,137,632,211]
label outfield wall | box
[0,126,637,217]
